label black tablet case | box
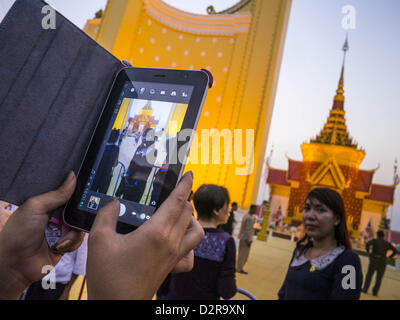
[0,0,122,206]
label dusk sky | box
[1,0,399,230]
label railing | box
[236,288,257,300]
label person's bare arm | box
[0,172,84,300]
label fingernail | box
[187,171,193,179]
[52,239,72,253]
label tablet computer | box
[63,67,210,234]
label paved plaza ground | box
[69,235,400,300]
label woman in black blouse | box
[278,188,363,300]
[157,184,237,300]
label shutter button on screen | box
[119,203,126,216]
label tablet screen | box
[79,81,194,226]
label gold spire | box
[334,34,349,103]
[310,35,360,149]
[142,100,152,110]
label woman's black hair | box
[296,188,352,257]
[193,184,230,221]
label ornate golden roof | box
[310,36,362,150]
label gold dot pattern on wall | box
[136,24,232,83]
[216,96,221,102]
[229,38,234,44]
[204,110,209,117]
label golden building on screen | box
[83,0,292,208]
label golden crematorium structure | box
[83,0,292,208]
[266,40,395,242]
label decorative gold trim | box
[301,143,365,168]
[142,0,251,35]
[270,184,291,197]
[289,181,300,188]
[309,158,347,190]
[207,0,252,15]
[363,199,389,214]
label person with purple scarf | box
[157,184,237,300]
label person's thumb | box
[91,198,120,233]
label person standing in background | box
[157,184,236,300]
[237,205,257,274]
[362,231,398,296]
[91,129,120,194]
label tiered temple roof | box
[267,36,395,205]
[310,36,360,149]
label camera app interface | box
[79,81,193,227]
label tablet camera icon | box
[182,92,188,97]
[150,89,156,94]
[119,203,126,216]
[160,90,166,95]
[140,88,145,94]
[130,88,135,92]
[151,201,156,206]
[171,91,177,96]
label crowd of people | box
[0,171,398,300]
